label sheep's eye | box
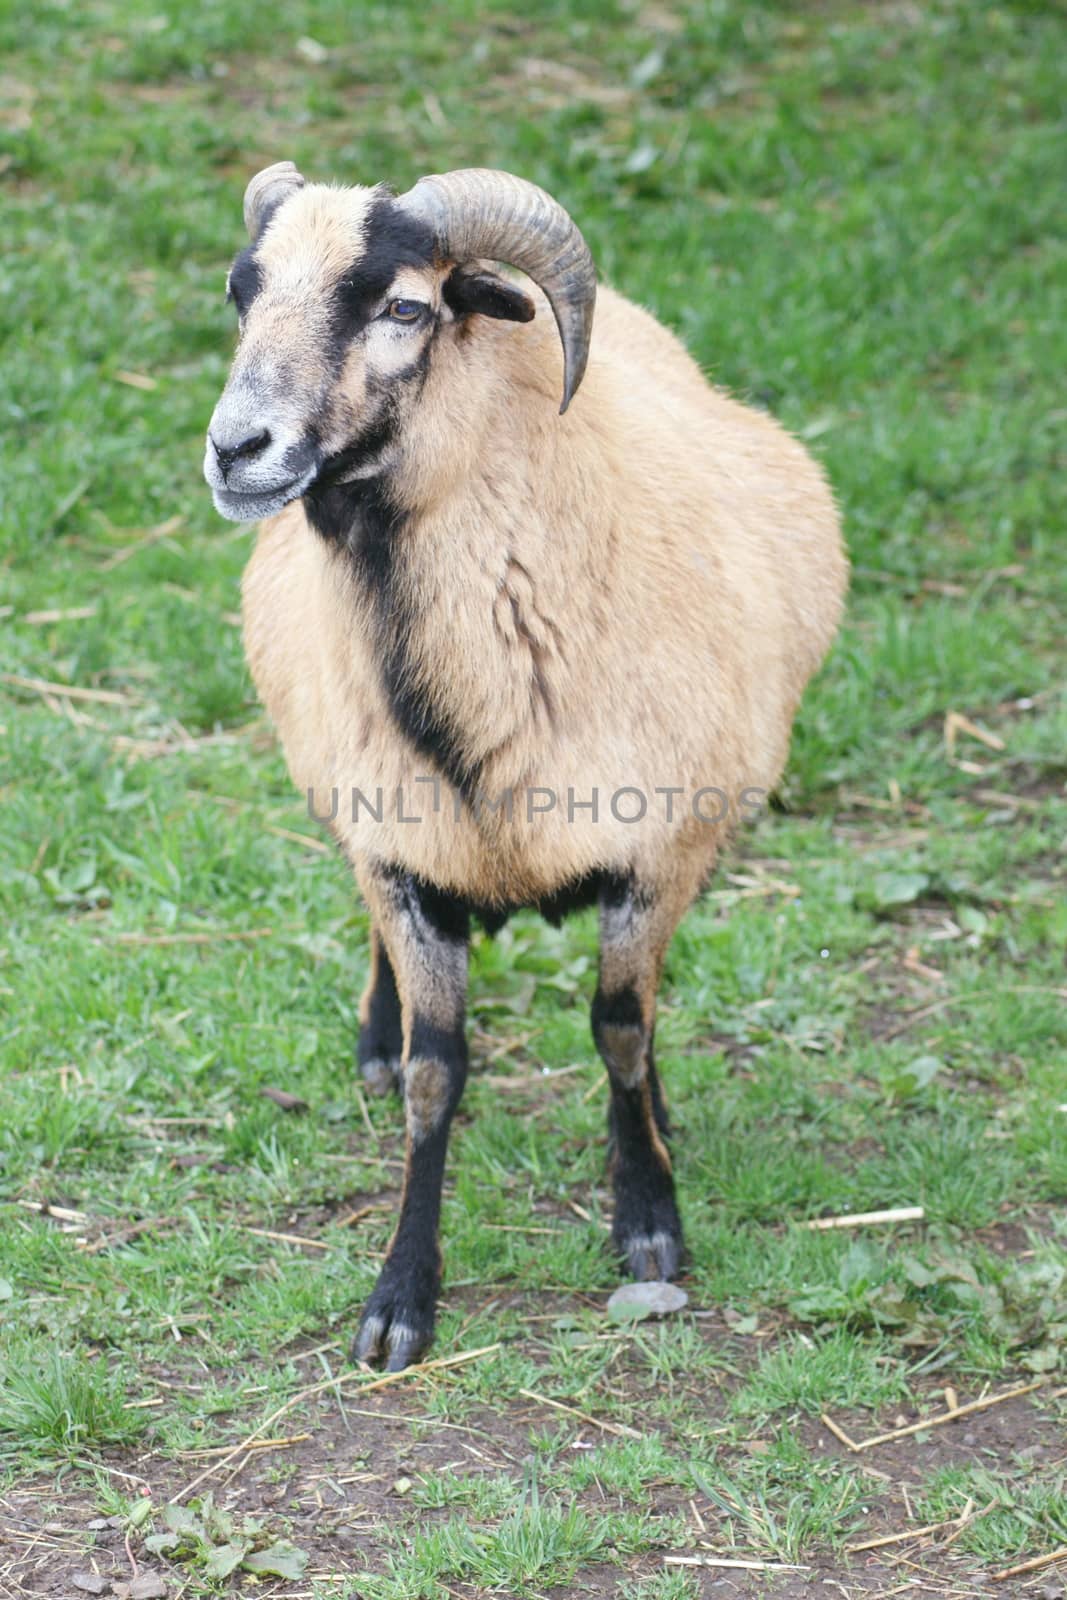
[387,298,424,323]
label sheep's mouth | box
[212,470,316,523]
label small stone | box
[128,1573,167,1599]
[72,1576,108,1596]
[295,35,328,63]
[606,1280,688,1322]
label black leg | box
[351,866,469,1370]
[357,930,403,1094]
[593,876,686,1282]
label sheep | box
[204,162,848,1371]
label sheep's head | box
[204,163,597,523]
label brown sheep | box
[204,162,848,1370]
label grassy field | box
[1,0,1066,1595]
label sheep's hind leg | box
[357,930,403,1094]
[352,865,469,1370]
[593,873,687,1282]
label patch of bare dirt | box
[810,1388,1067,1485]
[3,1337,1064,1599]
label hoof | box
[352,1265,437,1371]
[612,1188,684,1282]
[616,1226,682,1282]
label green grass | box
[1,0,1066,1593]
[364,1483,675,1599]
[916,1465,1067,1565]
[0,1341,147,1458]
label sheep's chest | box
[241,506,595,899]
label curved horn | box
[243,160,305,239]
[397,168,596,413]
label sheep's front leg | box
[593,875,686,1282]
[353,865,469,1370]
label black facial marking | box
[301,198,438,537]
[236,190,435,372]
[443,267,536,324]
[304,410,402,540]
[227,247,263,316]
[328,192,436,350]
[378,345,434,390]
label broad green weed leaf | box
[243,1543,308,1579]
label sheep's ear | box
[442,267,535,323]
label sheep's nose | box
[211,428,271,478]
